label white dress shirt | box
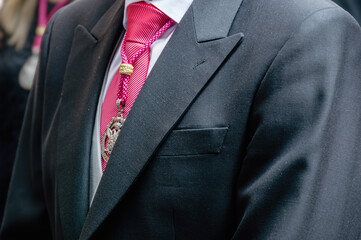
[89,0,193,205]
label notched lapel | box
[193,0,244,42]
[80,2,244,239]
[56,2,124,239]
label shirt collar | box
[123,0,193,29]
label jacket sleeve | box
[233,7,361,240]
[0,15,57,240]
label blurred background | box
[0,0,73,224]
[333,0,361,24]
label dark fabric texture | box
[333,0,361,24]
[0,1,59,225]
[1,0,361,239]
[0,9,36,226]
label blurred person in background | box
[0,0,71,224]
[333,0,361,24]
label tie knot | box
[126,2,171,44]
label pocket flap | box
[156,127,228,156]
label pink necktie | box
[100,2,173,172]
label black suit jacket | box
[1,0,361,239]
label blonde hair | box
[0,0,38,51]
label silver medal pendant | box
[101,100,125,162]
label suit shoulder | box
[233,0,357,51]
[237,0,349,31]
[271,0,361,41]
[263,0,338,18]
[263,0,354,29]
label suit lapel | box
[193,0,244,42]
[80,0,244,238]
[56,1,125,239]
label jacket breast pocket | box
[156,127,228,157]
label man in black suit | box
[1,0,361,239]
